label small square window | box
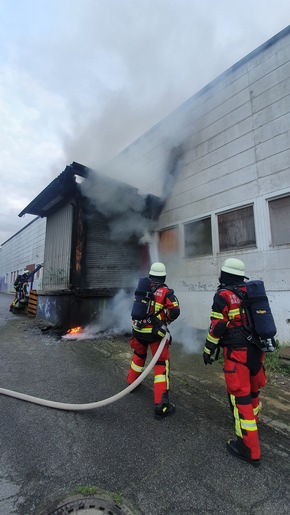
[218,206,256,251]
[159,227,179,258]
[184,218,212,257]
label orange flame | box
[67,326,82,334]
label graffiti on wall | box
[37,296,58,324]
[44,267,69,288]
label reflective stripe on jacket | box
[132,282,180,342]
[205,283,248,350]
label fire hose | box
[0,333,169,411]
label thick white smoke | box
[63,288,205,355]
[79,169,158,242]
[62,289,132,340]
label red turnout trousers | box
[127,336,170,405]
[223,345,266,460]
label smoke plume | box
[63,288,205,354]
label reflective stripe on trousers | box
[127,336,170,404]
[223,346,266,460]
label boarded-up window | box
[184,218,212,258]
[159,227,179,258]
[269,196,290,245]
[218,206,256,251]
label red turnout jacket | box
[205,283,248,352]
[132,281,180,343]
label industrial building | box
[0,216,45,292]
[106,25,290,343]
[1,26,289,341]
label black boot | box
[226,440,260,467]
[154,403,176,420]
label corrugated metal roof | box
[18,161,163,221]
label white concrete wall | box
[0,217,46,293]
[109,27,290,343]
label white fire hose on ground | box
[0,333,169,411]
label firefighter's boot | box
[226,439,260,467]
[154,403,176,420]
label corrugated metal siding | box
[43,203,73,290]
[85,211,142,289]
[0,217,46,292]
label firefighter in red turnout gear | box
[127,262,180,419]
[203,258,267,467]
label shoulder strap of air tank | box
[222,285,246,301]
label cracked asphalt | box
[0,293,290,515]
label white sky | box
[0,0,289,244]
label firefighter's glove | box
[157,323,167,339]
[203,345,215,365]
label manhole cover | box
[47,496,132,515]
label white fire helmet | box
[149,262,166,277]
[221,258,246,277]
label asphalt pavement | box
[0,293,289,515]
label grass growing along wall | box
[216,341,290,377]
[264,341,290,376]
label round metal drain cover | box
[47,496,131,515]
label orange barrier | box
[27,290,38,317]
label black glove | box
[203,352,214,365]
[203,344,215,365]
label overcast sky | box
[0,0,289,244]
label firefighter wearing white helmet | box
[127,262,180,419]
[221,258,248,277]
[203,257,267,467]
[13,270,30,291]
[149,262,167,276]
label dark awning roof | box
[18,162,164,220]
[18,163,87,218]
